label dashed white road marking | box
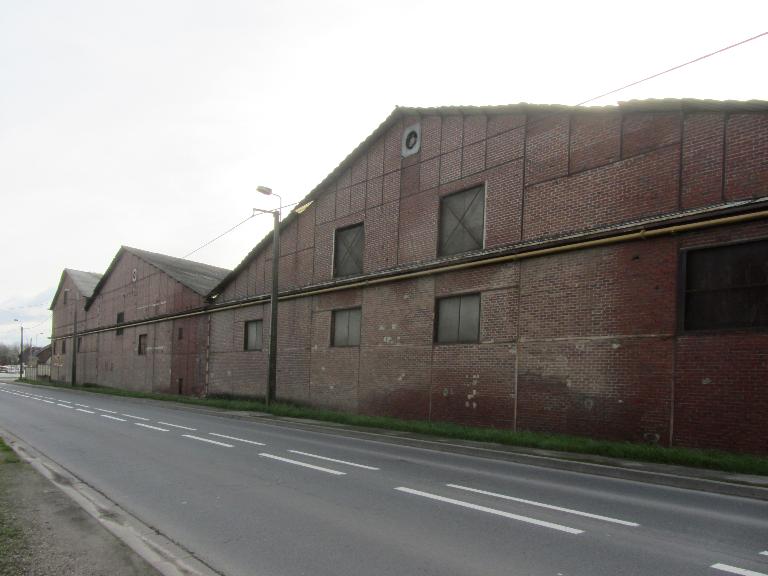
[93,408,117,414]
[395,487,583,535]
[76,408,95,414]
[135,423,169,432]
[57,400,72,404]
[121,414,150,421]
[100,414,127,422]
[43,400,55,404]
[208,433,265,446]
[75,403,90,408]
[157,421,196,431]
[287,450,379,470]
[57,403,73,409]
[760,552,768,556]
[446,484,639,527]
[182,435,234,448]
[259,453,346,475]
[711,564,768,576]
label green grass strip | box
[0,439,19,465]
[17,378,768,476]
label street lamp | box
[13,319,23,378]
[256,185,282,407]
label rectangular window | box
[77,337,82,353]
[63,290,68,305]
[138,334,147,355]
[62,339,67,354]
[332,308,362,347]
[683,239,768,331]
[116,312,124,336]
[53,341,57,354]
[178,327,184,340]
[439,186,485,257]
[244,320,263,351]
[435,293,481,344]
[334,223,364,277]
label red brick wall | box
[169,105,768,453]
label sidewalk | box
[0,437,159,576]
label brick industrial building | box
[51,247,229,395]
[50,100,768,454]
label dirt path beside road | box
[0,436,158,576]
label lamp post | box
[256,185,282,407]
[13,319,23,378]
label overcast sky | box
[1,0,766,346]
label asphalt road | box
[1,378,766,576]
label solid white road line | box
[287,450,380,470]
[76,408,95,414]
[395,487,583,535]
[446,484,639,527]
[75,403,90,408]
[157,421,196,431]
[259,453,346,475]
[100,414,127,422]
[135,423,169,432]
[208,433,265,446]
[93,408,117,414]
[182,435,234,448]
[57,403,73,409]
[121,414,150,421]
[712,564,768,576]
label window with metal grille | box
[332,308,362,347]
[244,320,263,351]
[435,293,481,343]
[683,238,768,331]
[137,334,147,355]
[334,223,364,277]
[116,312,124,336]
[439,186,485,257]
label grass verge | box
[17,377,768,476]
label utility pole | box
[71,292,78,386]
[267,209,279,405]
[19,324,23,378]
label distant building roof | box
[49,269,103,309]
[84,246,231,310]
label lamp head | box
[257,186,273,196]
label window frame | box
[244,319,263,351]
[333,222,365,278]
[679,237,768,333]
[437,185,486,258]
[434,292,482,344]
[331,307,362,347]
[62,339,67,354]
[137,334,147,355]
[116,312,125,336]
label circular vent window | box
[401,123,421,157]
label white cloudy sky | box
[0,0,766,346]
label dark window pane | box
[684,239,768,330]
[458,294,481,342]
[138,334,147,355]
[116,312,124,336]
[334,224,364,277]
[244,320,263,350]
[348,309,361,346]
[332,308,361,346]
[62,340,66,354]
[437,297,460,343]
[439,186,485,256]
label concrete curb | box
[11,379,768,502]
[0,425,223,576]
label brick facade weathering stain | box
[51,100,768,455]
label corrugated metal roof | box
[208,98,768,298]
[49,269,103,309]
[123,246,230,296]
[84,246,231,310]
